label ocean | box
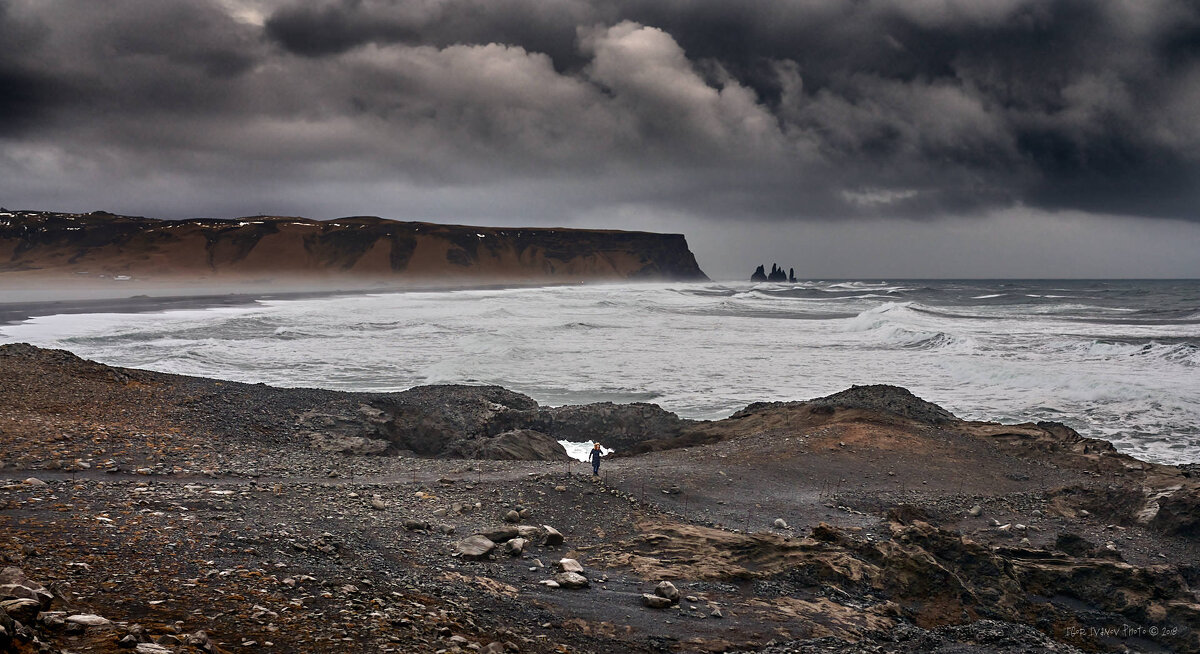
[2,280,1197,464]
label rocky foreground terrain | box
[2,343,1199,653]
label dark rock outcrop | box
[371,385,538,456]
[733,384,958,426]
[447,429,571,461]
[750,262,795,283]
[525,402,691,454]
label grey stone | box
[0,568,52,607]
[0,599,40,624]
[642,594,673,609]
[65,614,113,628]
[480,526,519,543]
[553,572,589,589]
[504,538,527,556]
[773,518,788,529]
[542,525,563,546]
[654,581,681,602]
[455,535,496,560]
[556,558,583,574]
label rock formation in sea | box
[750,262,793,282]
[0,210,708,284]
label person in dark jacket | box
[590,442,603,476]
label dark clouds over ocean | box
[1,0,1199,276]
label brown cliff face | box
[0,210,708,283]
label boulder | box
[516,525,544,540]
[480,526,520,543]
[403,520,431,531]
[556,558,584,574]
[0,567,53,607]
[773,518,788,529]
[136,644,173,654]
[543,525,564,547]
[553,572,589,589]
[65,614,112,628]
[642,594,673,609]
[0,598,40,624]
[455,535,496,560]
[504,538,527,556]
[654,581,681,602]
[503,510,521,523]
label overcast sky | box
[2,0,1198,278]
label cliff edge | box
[0,210,708,283]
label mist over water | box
[2,280,1197,464]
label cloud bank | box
[1,0,1198,276]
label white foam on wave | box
[559,441,615,462]
[2,281,1197,463]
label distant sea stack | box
[751,263,796,283]
[0,210,708,284]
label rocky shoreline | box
[2,343,1199,653]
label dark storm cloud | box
[2,0,1200,225]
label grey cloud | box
[0,0,1198,230]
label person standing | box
[590,442,603,476]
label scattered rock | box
[454,535,496,560]
[542,525,564,546]
[0,567,53,606]
[642,593,673,609]
[556,558,583,574]
[480,526,520,543]
[654,581,681,602]
[65,614,113,628]
[553,572,589,589]
[504,538,527,556]
[0,598,41,624]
